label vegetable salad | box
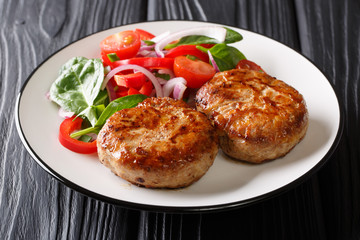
[49,26,252,154]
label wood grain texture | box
[0,0,359,239]
[294,1,360,239]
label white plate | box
[15,21,343,212]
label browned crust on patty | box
[97,97,219,188]
[195,69,308,163]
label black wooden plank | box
[295,1,360,239]
[0,0,146,239]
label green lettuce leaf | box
[50,57,105,126]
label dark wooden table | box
[1,0,359,239]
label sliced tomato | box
[139,80,153,96]
[114,72,147,89]
[173,56,215,88]
[59,116,97,154]
[113,57,174,70]
[128,88,141,95]
[101,52,113,67]
[115,87,129,98]
[236,59,265,73]
[135,29,155,40]
[165,45,209,62]
[100,30,141,61]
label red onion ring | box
[58,108,74,119]
[173,82,187,100]
[105,79,118,101]
[150,31,170,43]
[155,26,227,58]
[101,64,164,97]
[163,77,187,99]
[208,50,220,72]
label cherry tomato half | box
[236,59,265,73]
[173,56,216,89]
[100,30,141,61]
[134,29,155,40]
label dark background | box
[1,0,360,239]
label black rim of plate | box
[14,20,345,214]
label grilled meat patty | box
[97,97,219,188]
[195,69,308,163]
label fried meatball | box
[195,69,308,163]
[97,97,218,188]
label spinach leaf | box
[165,27,243,49]
[70,94,147,138]
[165,35,219,49]
[50,57,105,126]
[95,94,147,127]
[224,27,243,43]
[93,89,109,106]
[59,56,88,75]
[197,43,246,71]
